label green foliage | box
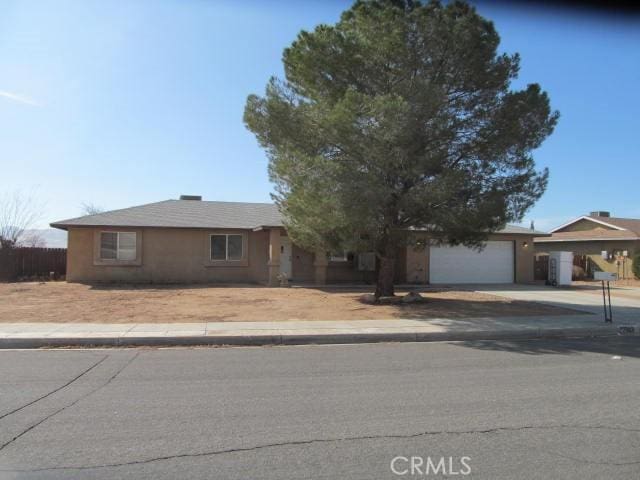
[633,253,640,279]
[244,0,558,291]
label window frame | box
[99,231,138,261]
[329,251,349,262]
[210,233,244,262]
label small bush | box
[633,253,640,279]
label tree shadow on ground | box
[384,297,587,320]
[454,336,640,358]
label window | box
[211,234,243,261]
[100,232,117,259]
[117,232,137,260]
[100,232,137,261]
[329,251,348,262]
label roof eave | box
[252,225,285,231]
[50,223,278,231]
[534,236,639,243]
[50,223,68,231]
[408,227,549,236]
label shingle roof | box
[50,200,284,230]
[498,224,549,236]
[51,198,542,235]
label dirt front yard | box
[0,282,581,323]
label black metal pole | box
[607,281,613,322]
[602,280,608,322]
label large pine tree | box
[244,0,558,297]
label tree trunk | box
[375,254,396,298]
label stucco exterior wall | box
[326,258,376,284]
[291,244,314,282]
[66,228,536,284]
[66,227,270,284]
[406,239,428,284]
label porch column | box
[267,228,281,286]
[313,250,328,285]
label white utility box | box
[548,251,573,286]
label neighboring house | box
[534,211,639,279]
[51,196,543,285]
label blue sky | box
[1,0,639,231]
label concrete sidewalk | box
[0,312,636,348]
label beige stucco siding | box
[406,241,429,284]
[66,227,270,284]
[291,244,314,282]
[66,227,536,284]
[326,259,374,284]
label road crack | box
[2,423,638,473]
[0,352,139,452]
[0,353,108,421]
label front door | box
[280,237,292,279]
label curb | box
[0,325,633,349]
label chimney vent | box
[590,211,610,218]
[180,195,202,201]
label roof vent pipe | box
[590,211,610,218]
[179,195,202,201]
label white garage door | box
[429,241,514,284]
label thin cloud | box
[0,90,41,107]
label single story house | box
[534,211,639,279]
[51,196,543,285]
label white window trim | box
[100,231,137,261]
[329,251,349,262]
[210,233,244,261]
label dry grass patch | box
[0,282,578,323]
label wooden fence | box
[0,247,67,282]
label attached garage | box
[429,241,515,284]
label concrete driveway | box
[473,284,640,324]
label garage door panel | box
[429,241,514,284]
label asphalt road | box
[1,338,639,480]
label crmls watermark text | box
[390,456,471,476]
